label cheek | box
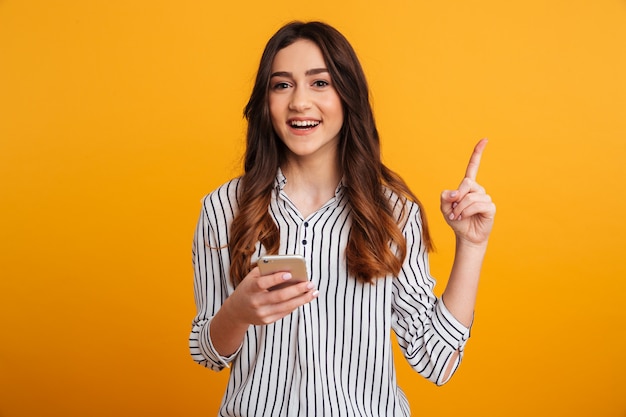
[327,100,344,127]
[324,95,343,121]
[268,106,280,130]
[268,97,283,122]
[336,105,345,124]
[267,100,285,139]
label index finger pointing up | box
[464,138,488,180]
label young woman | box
[190,21,495,416]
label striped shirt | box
[190,170,471,417]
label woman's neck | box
[280,157,342,218]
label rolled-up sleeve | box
[190,317,240,370]
[189,183,240,371]
[392,203,471,386]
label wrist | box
[455,236,489,251]
[210,297,251,357]
[220,296,251,331]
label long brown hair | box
[229,21,432,286]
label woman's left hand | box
[440,138,496,246]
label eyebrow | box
[270,68,329,78]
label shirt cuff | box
[199,317,242,368]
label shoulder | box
[203,177,241,201]
[383,186,421,223]
[200,177,242,219]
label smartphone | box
[258,255,308,290]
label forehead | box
[271,39,327,73]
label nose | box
[288,86,312,112]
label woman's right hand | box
[223,266,319,327]
[209,267,318,357]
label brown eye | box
[272,82,290,90]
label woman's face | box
[268,39,344,163]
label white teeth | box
[291,120,320,127]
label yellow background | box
[1,1,625,416]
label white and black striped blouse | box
[190,170,471,417]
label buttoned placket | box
[274,169,345,258]
[299,219,310,255]
[276,190,313,257]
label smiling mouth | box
[290,120,320,129]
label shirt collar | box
[274,167,345,198]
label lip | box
[286,118,321,135]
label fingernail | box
[307,282,315,289]
[449,212,455,220]
[282,273,292,280]
[452,202,458,209]
[450,191,458,198]
[312,290,320,297]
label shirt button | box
[302,239,307,245]
[304,222,309,227]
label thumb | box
[441,189,458,204]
